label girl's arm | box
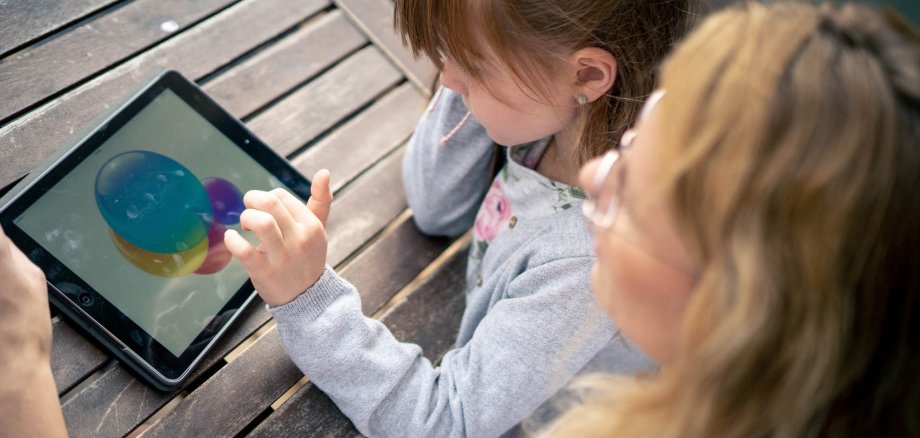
[402,87,495,237]
[269,258,653,437]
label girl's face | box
[579,94,697,365]
[439,54,576,147]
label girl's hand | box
[224,170,333,307]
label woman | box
[2,2,918,437]
[551,2,920,436]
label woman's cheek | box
[591,235,630,319]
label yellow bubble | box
[110,228,207,277]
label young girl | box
[548,2,920,436]
[223,0,694,435]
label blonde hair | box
[548,2,920,437]
[394,0,696,168]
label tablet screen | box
[13,89,290,357]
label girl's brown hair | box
[547,2,920,436]
[393,0,695,168]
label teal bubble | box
[95,151,212,253]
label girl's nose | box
[439,59,468,96]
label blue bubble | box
[96,151,212,253]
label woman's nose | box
[579,157,602,195]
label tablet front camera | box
[77,292,94,306]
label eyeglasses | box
[582,90,666,231]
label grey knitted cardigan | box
[267,87,654,437]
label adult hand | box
[0,225,67,437]
[0,225,52,371]
[225,170,334,307]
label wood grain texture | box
[44,0,330,402]
[140,181,448,438]
[204,10,367,117]
[47,19,361,394]
[333,0,437,94]
[0,0,239,123]
[50,44,414,406]
[247,46,403,157]
[0,0,118,57]
[141,326,303,438]
[293,82,426,193]
[325,148,408,265]
[247,246,469,437]
[58,146,417,436]
[346,215,452,316]
[59,299,270,437]
[0,0,329,190]
[50,316,109,394]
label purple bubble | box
[202,177,244,225]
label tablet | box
[0,70,311,391]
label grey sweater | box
[268,87,655,437]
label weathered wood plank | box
[46,18,366,396]
[0,0,240,123]
[325,148,408,264]
[333,0,437,94]
[0,0,118,57]
[247,46,403,157]
[50,38,413,403]
[139,163,445,437]
[59,298,270,437]
[50,316,109,394]
[348,214,452,316]
[44,0,333,399]
[204,10,367,117]
[247,245,469,437]
[293,82,426,193]
[60,146,414,437]
[0,0,329,190]
[251,386,363,438]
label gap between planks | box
[263,227,471,414]
[126,209,421,434]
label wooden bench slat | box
[139,171,447,437]
[251,385,363,438]
[0,0,240,124]
[325,148,408,264]
[50,44,419,400]
[0,0,118,57]
[58,298,271,437]
[348,214,453,316]
[50,315,109,394]
[333,0,437,94]
[0,0,329,190]
[293,82,426,193]
[247,46,403,157]
[247,245,469,437]
[204,10,367,118]
[44,0,336,396]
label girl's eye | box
[455,62,474,76]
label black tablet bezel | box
[0,70,311,389]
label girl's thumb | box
[307,169,333,225]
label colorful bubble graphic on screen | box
[95,151,244,277]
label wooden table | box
[0,1,469,436]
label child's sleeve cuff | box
[266,266,350,323]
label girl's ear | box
[570,47,617,103]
